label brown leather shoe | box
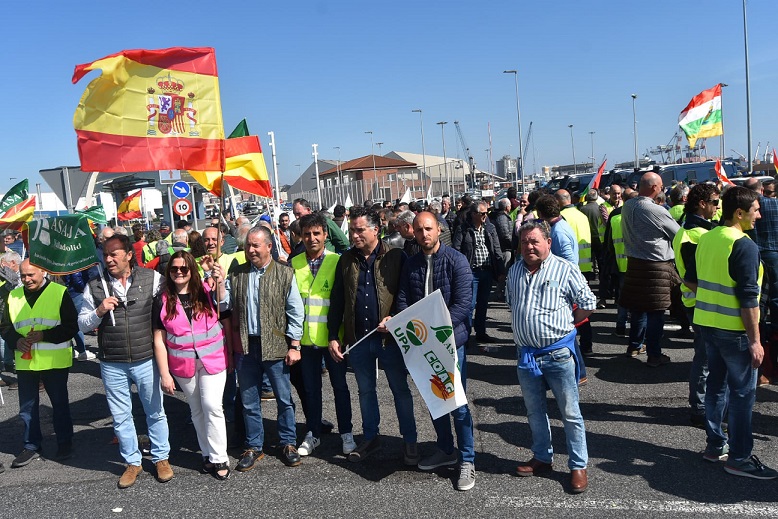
[155,459,174,483]
[117,464,143,489]
[571,468,588,493]
[516,458,553,477]
[757,374,771,387]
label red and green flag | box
[580,159,607,202]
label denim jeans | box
[687,306,719,416]
[701,326,757,461]
[471,268,493,335]
[237,338,296,449]
[301,345,352,438]
[101,359,170,465]
[0,336,13,371]
[431,344,474,463]
[17,368,72,450]
[628,310,665,357]
[517,347,588,469]
[349,334,416,442]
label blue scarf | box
[518,329,580,381]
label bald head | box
[20,259,46,292]
[638,172,663,198]
[743,178,763,193]
[554,189,572,206]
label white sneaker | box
[298,432,320,456]
[77,351,97,361]
[341,432,357,455]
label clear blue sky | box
[2,0,776,195]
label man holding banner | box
[508,220,596,494]
[396,211,475,491]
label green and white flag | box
[75,205,108,225]
[27,214,98,275]
[388,290,467,419]
[0,179,29,216]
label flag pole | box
[216,173,225,320]
[341,327,379,356]
[96,263,115,326]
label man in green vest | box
[672,183,720,429]
[0,260,78,468]
[686,186,777,479]
[293,213,354,458]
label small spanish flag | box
[189,135,273,198]
[73,47,225,173]
[0,196,36,232]
[117,191,142,221]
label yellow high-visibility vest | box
[611,214,627,274]
[292,253,342,347]
[561,206,592,273]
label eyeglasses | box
[170,266,190,274]
[708,199,720,206]
[477,212,488,216]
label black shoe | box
[11,448,40,468]
[321,419,334,435]
[690,414,705,429]
[581,346,593,356]
[235,449,264,472]
[55,442,72,461]
[282,445,301,467]
[475,334,496,343]
[348,437,381,463]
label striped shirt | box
[506,253,596,348]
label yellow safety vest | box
[143,241,158,263]
[561,206,593,273]
[292,253,342,347]
[611,214,627,274]
[693,226,763,331]
[603,201,617,217]
[8,282,72,371]
[672,226,707,308]
[669,204,685,222]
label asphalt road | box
[0,300,777,518]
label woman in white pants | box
[153,250,231,480]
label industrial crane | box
[453,121,476,189]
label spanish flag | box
[117,190,142,221]
[0,196,36,232]
[189,135,273,197]
[73,47,225,173]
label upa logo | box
[394,319,427,353]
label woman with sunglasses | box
[152,250,231,480]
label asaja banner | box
[386,290,467,420]
[27,214,98,275]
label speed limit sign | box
[173,198,192,217]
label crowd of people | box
[0,172,777,493]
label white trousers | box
[174,360,228,464]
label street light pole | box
[568,125,576,174]
[365,131,377,200]
[412,109,427,199]
[334,146,343,203]
[742,0,753,173]
[589,131,595,172]
[312,144,322,210]
[437,121,449,195]
[631,94,639,170]
[504,70,524,191]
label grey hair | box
[519,220,551,241]
[497,198,511,211]
[585,189,599,202]
[428,201,442,213]
[395,210,415,227]
[113,226,128,236]
[0,250,21,264]
[247,225,273,245]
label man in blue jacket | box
[396,211,475,491]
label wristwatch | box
[289,344,301,352]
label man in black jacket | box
[453,200,505,343]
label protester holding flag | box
[508,220,596,493]
[328,207,418,465]
[0,260,79,468]
[396,211,476,491]
[152,251,231,480]
[78,235,172,489]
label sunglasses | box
[477,211,488,216]
[170,266,190,274]
[708,199,720,206]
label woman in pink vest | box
[152,250,231,480]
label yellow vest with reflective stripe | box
[669,204,685,222]
[8,282,72,371]
[693,226,763,331]
[611,214,627,273]
[672,226,707,308]
[292,253,342,347]
[561,206,592,273]
[603,201,617,217]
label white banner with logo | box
[387,290,467,419]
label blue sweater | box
[396,243,473,348]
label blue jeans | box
[237,338,296,449]
[517,347,588,469]
[301,345,352,438]
[349,335,416,442]
[17,368,72,450]
[101,359,170,464]
[687,306,719,416]
[431,344,474,463]
[628,310,665,357]
[701,326,757,461]
[471,268,493,335]
[0,336,14,371]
